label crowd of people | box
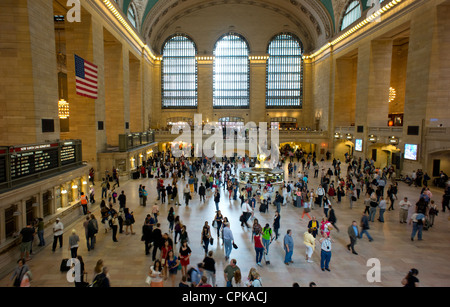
[10,148,449,287]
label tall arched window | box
[266,33,303,108]
[127,2,137,28]
[161,35,198,108]
[340,1,362,31]
[213,34,250,108]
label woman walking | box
[273,211,281,240]
[148,260,164,287]
[303,228,315,263]
[253,230,266,267]
[179,240,192,276]
[167,250,179,287]
[201,221,212,256]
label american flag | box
[75,54,98,99]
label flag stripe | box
[76,77,98,89]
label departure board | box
[0,156,6,183]
[9,144,59,180]
[61,145,77,165]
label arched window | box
[213,33,250,108]
[127,2,137,29]
[266,33,303,108]
[161,35,198,108]
[340,1,362,31]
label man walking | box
[52,218,64,252]
[284,229,294,265]
[360,212,373,242]
[378,196,387,223]
[223,222,234,261]
[118,191,126,209]
[346,221,359,255]
[241,199,253,228]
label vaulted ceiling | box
[120,0,352,54]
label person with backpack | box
[261,224,273,254]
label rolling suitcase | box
[259,202,267,213]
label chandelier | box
[389,87,396,103]
[58,99,69,119]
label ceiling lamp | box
[58,99,69,119]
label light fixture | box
[61,189,68,194]
[82,181,87,185]
[389,136,399,145]
[72,185,78,189]
[334,132,341,139]
[389,87,396,103]
[368,135,377,143]
[58,99,69,119]
[346,133,353,140]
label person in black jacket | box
[118,191,126,209]
[359,212,373,242]
[142,222,153,256]
[327,205,339,232]
[151,223,163,261]
[199,183,206,203]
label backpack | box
[88,220,98,235]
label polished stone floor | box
[1,160,449,287]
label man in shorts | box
[20,222,35,261]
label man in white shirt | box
[52,218,64,252]
[241,199,253,228]
[316,185,325,207]
[319,233,333,272]
[378,197,387,223]
[399,197,411,223]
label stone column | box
[334,56,357,127]
[249,58,267,123]
[104,30,125,147]
[355,40,393,129]
[402,5,436,174]
[129,52,143,132]
[197,58,214,123]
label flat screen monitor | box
[355,139,363,152]
[404,144,418,161]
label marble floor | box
[1,160,449,287]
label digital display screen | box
[404,144,418,161]
[355,139,363,152]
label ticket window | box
[55,188,62,210]
[5,205,19,239]
[43,191,52,217]
[25,198,36,226]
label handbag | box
[210,237,214,245]
[232,242,238,249]
[145,275,152,285]
[351,196,357,201]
